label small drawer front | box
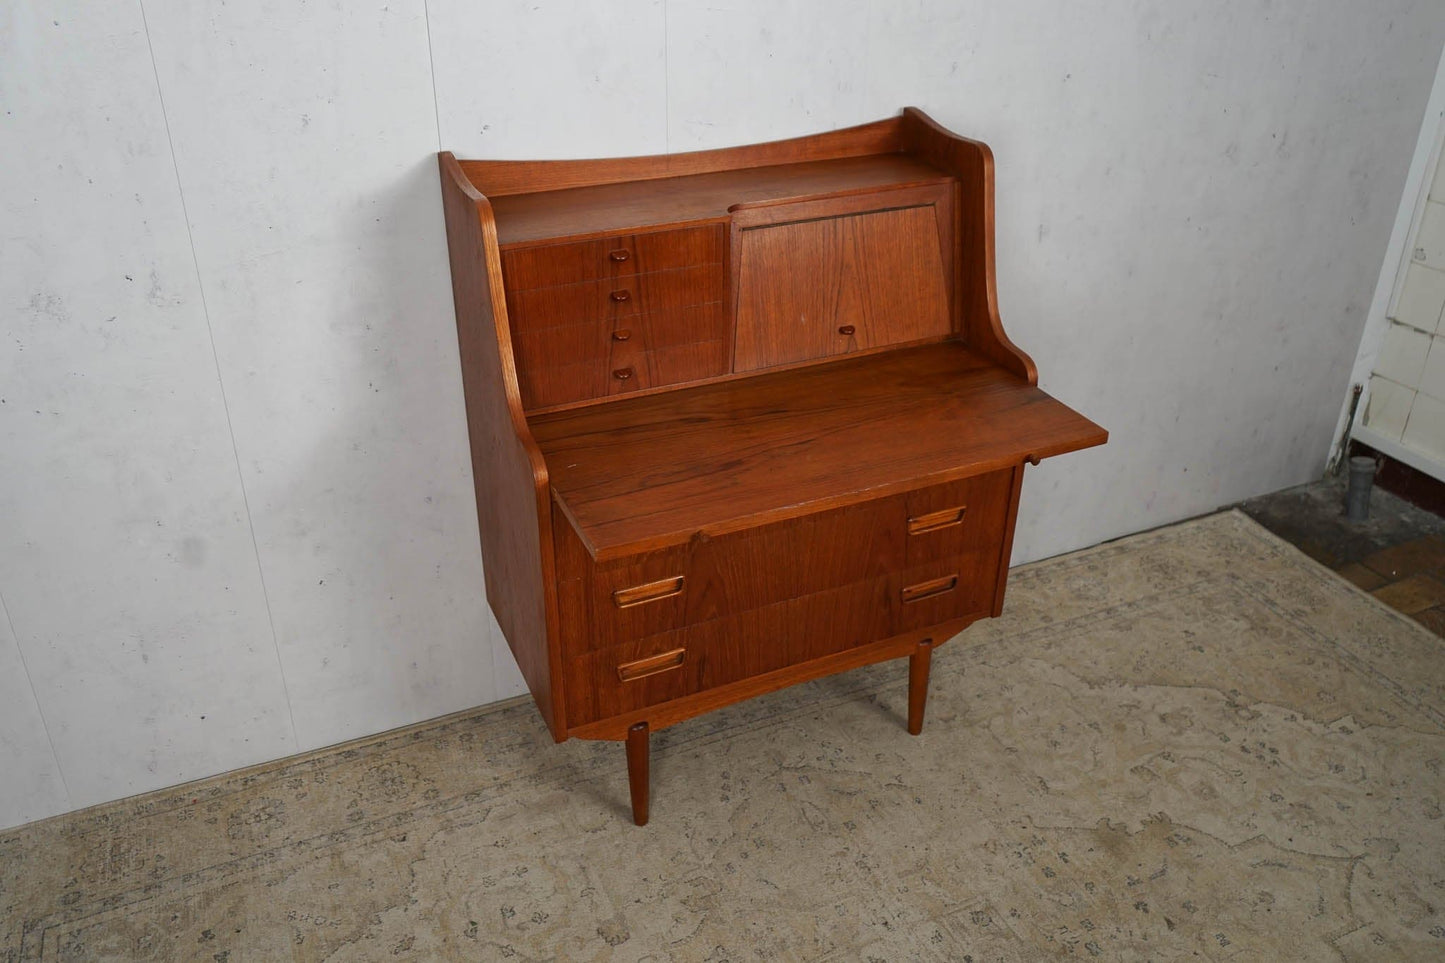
[513,303,726,374]
[508,264,725,332]
[520,337,729,409]
[557,542,692,652]
[605,338,730,397]
[514,301,729,409]
[563,631,695,726]
[904,469,1015,565]
[890,557,995,633]
[501,225,725,291]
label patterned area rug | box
[3,510,1444,961]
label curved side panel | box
[460,116,906,197]
[901,107,1038,385]
[438,152,566,739]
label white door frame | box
[1335,44,1445,478]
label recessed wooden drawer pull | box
[612,367,634,381]
[610,289,631,302]
[612,328,632,342]
[901,574,958,603]
[609,249,631,262]
[838,324,856,336]
[617,647,686,682]
[907,506,967,535]
[613,575,684,608]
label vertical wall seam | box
[422,0,444,148]
[0,588,72,806]
[662,0,671,151]
[136,0,300,752]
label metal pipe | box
[1345,455,1376,521]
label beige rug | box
[3,510,1443,961]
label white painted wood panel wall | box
[3,1,1444,829]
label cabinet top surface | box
[530,342,1107,560]
[485,153,950,247]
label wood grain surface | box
[501,224,725,289]
[901,107,1037,384]
[532,341,1105,560]
[437,153,566,738]
[733,202,951,370]
[487,155,950,245]
[463,115,907,198]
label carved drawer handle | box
[901,574,958,603]
[908,506,966,535]
[612,328,632,342]
[609,249,631,262]
[610,290,632,302]
[838,324,856,336]
[612,367,634,381]
[613,575,684,608]
[617,648,686,682]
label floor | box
[1238,474,1445,635]
[3,510,1443,960]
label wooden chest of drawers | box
[439,108,1107,824]
[555,469,1013,727]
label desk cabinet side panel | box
[900,108,1038,386]
[438,154,565,739]
[989,464,1027,618]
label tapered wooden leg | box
[626,721,650,826]
[907,639,934,735]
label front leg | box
[907,638,934,735]
[626,721,650,825]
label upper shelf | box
[530,341,1106,560]
[485,153,951,247]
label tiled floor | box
[1237,475,1445,635]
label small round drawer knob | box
[613,367,634,381]
[838,324,856,336]
[612,329,632,342]
[609,249,631,262]
[610,290,631,302]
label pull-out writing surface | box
[531,341,1105,560]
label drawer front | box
[508,264,725,332]
[520,337,730,409]
[562,548,1002,727]
[904,470,1014,565]
[501,225,725,291]
[683,495,908,622]
[556,541,692,650]
[889,556,997,634]
[563,577,895,726]
[559,493,908,655]
[513,303,726,373]
[514,302,729,409]
[555,467,1016,656]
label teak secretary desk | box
[438,108,1106,825]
